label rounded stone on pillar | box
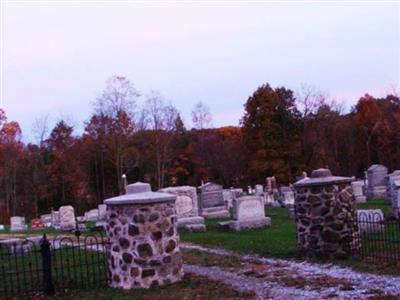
[293,169,360,259]
[104,182,183,289]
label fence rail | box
[0,232,110,299]
[353,211,400,263]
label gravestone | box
[357,209,385,233]
[280,186,295,205]
[389,178,400,219]
[198,182,229,218]
[223,188,243,209]
[366,164,388,199]
[351,180,367,203]
[386,170,400,204]
[228,196,271,231]
[10,216,27,232]
[86,209,99,222]
[40,214,52,227]
[98,204,107,220]
[31,218,45,230]
[51,210,60,229]
[255,184,264,196]
[59,206,76,231]
[159,186,205,231]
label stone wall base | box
[228,217,271,231]
[355,196,367,203]
[201,207,230,219]
[217,218,271,231]
[177,216,205,228]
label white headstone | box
[280,186,295,205]
[366,164,388,199]
[59,206,76,231]
[255,184,264,196]
[98,204,107,220]
[351,181,366,203]
[51,210,60,228]
[10,216,27,232]
[228,196,271,231]
[86,209,99,221]
[159,186,205,228]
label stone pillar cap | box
[104,182,176,205]
[126,182,151,194]
[293,168,353,188]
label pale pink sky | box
[1,2,399,142]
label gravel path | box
[181,243,400,300]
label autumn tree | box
[242,84,303,183]
[45,121,89,211]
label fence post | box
[40,234,55,296]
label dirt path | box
[181,243,400,300]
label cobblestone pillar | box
[104,182,183,289]
[293,169,360,259]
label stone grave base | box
[177,216,205,228]
[201,207,230,219]
[217,217,271,232]
[367,186,387,200]
[184,224,207,232]
[10,225,27,232]
[355,195,367,203]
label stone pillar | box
[104,182,183,289]
[293,169,360,259]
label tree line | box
[0,76,399,221]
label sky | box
[1,1,399,143]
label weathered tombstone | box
[293,168,359,259]
[98,204,107,220]
[104,182,183,289]
[357,209,385,233]
[255,184,264,196]
[10,216,27,232]
[351,180,367,203]
[390,179,400,219]
[159,186,206,231]
[51,210,60,229]
[40,214,52,227]
[228,196,271,231]
[366,164,388,199]
[198,182,229,218]
[31,218,45,230]
[386,171,400,205]
[86,209,99,222]
[280,186,295,205]
[59,206,76,231]
[223,189,234,209]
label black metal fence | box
[0,232,110,299]
[353,211,400,263]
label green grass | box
[180,207,298,259]
[356,198,390,214]
[0,245,108,298]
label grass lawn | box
[180,199,400,275]
[48,273,254,300]
[180,206,298,259]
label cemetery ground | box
[1,200,400,299]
